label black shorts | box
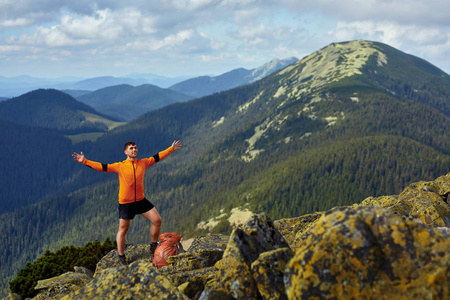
[118,198,154,220]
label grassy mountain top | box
[278,40,388,91]
[271,40,450,106]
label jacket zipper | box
[132,161,137,202]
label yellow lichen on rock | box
[251,248,293,299]
[285,206,450,300]
[359,174,450,227]
[33,271,93,300]
[273,213,322,250]
[60,260,188,300]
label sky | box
[1,0,450,79]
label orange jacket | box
[82,147,174,204]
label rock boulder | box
[285,205,450,299]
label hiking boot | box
[118,254,128,266]
[150,242,158,259]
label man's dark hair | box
[124,141,136,150]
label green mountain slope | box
[0,89,124,214]
[0,120,77,212]
[0,89,122,134]
[2,40,450,297]
[76,84,192,121]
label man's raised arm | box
[171,140,182,151]
[72,151,110,172]
[72,152,85,163]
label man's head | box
[124,141,136,151]
[124,141,138,160]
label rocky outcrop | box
[13,174,449,300]
[94,244,152,276]
[273,212,322,250]
[62,260,187,300]
[359,173,450,227]
[31,267,93,300]
[203,212,291,299]
[155,234,229,298]
[33,271,92,300]
[285,205,450,299]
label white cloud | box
[0,45,22,53]
[0,0,450,78]
[234,22,306,52]
[331,21,443,44]
[151,30,195,50]
[326,18,450,75]
[60,10,112,40]
[0,0,61,28]
[0,18,32,28]
[164,0,220,11]
[280,0,450,26]
[329,20,450,57]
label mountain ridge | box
[0,57,298,98]
[1,40,450,297]
[75,84,192,122]
[0,89,122,133]
[168,57,298,98]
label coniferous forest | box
[1,40,450,297]
[9,238,116,298]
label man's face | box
[125,144,138,158]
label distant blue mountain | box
[0,58,298,98]
[168,57,299,98]
[0,75,82,97]
[0,75,182,97]
[60,76,148,91]
[75,84,192,121]
[123,73,194,88]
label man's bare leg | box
[141,207,162,243]
[117,219,131,255]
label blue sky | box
[1,0,449,78]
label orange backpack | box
[152,232,182,269]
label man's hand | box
[171,140,182,151]
[72,151,85,163]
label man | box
[72,140,182,266]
